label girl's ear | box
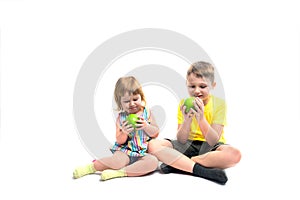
[141,100,146,107]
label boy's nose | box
[194,87,201,94]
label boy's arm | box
[199,119,223,146]
[194,97,224,146]
[176,104,193,144]
[177,119,192,143]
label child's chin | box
[129,107,141,113]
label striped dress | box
[110,108,151,157]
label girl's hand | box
[121,120,134,134]
[135,117,149,130]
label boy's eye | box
[188,85,207,89]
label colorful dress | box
[110,107,152,157]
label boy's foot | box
[73,163,96,179]
[159,163,190,175]
[193,163,228,185]
[160,163,228,185]
[159,163,175,174]
[100,169,126,181]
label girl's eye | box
[133,98,139,101]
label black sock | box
[160,163,189,175]
[192,163,228,185]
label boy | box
[148,61,241,185]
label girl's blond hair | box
[114,76,146,111]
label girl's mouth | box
[129,107,138,112]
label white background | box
[0,0,299,199]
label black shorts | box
[128,156,141,165]
[167,139,224,158]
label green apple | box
[184,97,195,113]
[126,113,139,128]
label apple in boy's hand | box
[126,114,139,128]
[184,97,195,113]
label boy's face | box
[120,92,143,114]
[186,73,215,105]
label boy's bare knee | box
[148,139,171,154]
[227,146,241,165]
[233,148,242,164]
[148,139,159,153]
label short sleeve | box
[212,98,227,126]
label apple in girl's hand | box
[184,97,195,113]
[126,114,139,128]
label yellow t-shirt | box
[177,95,227,143]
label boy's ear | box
[212,82,216,89]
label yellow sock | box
[73,163,96,179]
[100,169,127,181]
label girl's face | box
[186,73,215,105]
[120,92,143,114]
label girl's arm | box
[136,110,159,138]
[115,115,131,144]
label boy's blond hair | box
[187,61,215,84]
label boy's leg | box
[148,139,228,185]
[191,144,242,169]
[101,154,158,181]
[148,139,195,172]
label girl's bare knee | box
[144,155,159,170]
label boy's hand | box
[181,104,194,121]
[193,97,204,121]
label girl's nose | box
[129,101,134,106]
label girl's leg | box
[101,154,158,181]
[125,154,158,177]
[73,151,129,179]
[94,150,129,171]
[191,145,242,169]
